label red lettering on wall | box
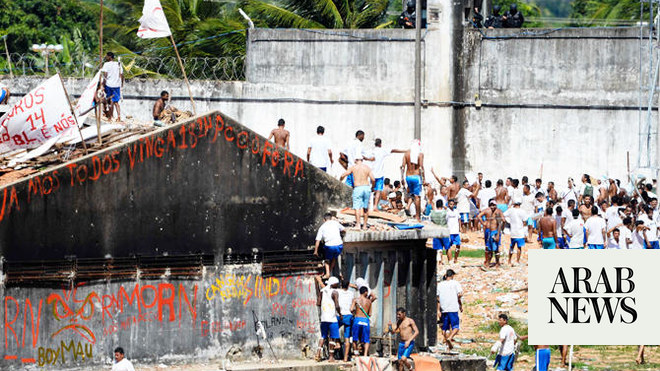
[90,156,102,181]
[262,141,273,166]
[4,296,19,350]
[157,283,176,322]
[294,159,304,178]
[283,151,294,176]
[236,131,248,149]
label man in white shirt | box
[315,276,341,362]
[101,52,124,122]
[340,130,371,187]
[492,314,518,371]
[314,212,345,278]
[437,269,462,350]
[112,347,135,371]
[533,178,546,199]
[446,199,462,263]
[369,138,404,209]
[521,185,536,241]
[630,220,649,249]
[504,200,528,265]
[560,178,578,207]
[564,209,585,249]
[307,126,333,172]
[584,206,607,249]
[456,181,477,233]
[638,206,660,249]
[478,180,496,211]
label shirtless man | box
[401,141,425,221]
[388,308,419,371]
[579,195,594,221]
[477,201,505,268]
[547,182,558,203]
[341,158,375,229]
[351,287,372,356]
[152,91,169,125]
[608,179,618,200]
[494,179,509,212]
[538,207,558,249]
[267,118,290,149]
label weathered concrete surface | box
[0,264,322,369]
[342,240,438,349]
[458,27,653,181]
[0,111,350,258]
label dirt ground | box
[440,229,660,371]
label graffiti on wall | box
[0,113,306,225]
[1,270,321,367]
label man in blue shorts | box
[401,140,425,221]
[477,201,505,268]
[315,276,341,362]
[315,212,346,279]
[538,207,558,249]
[351,286,372,356]
[341,158,375,230]
[388,307,419,371]
[430,199,452,263]
[446,199,462,264]
[101,52,124,121]
[492,314,519,371]
[437,269,462,349]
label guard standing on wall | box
[484,5,504,29]
[397,0,416,29]
[504,3,524,28]
[471,7,484,28]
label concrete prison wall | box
[4,21,652,184]
[457,27,655,182]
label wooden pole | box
[99,0,104,65]
[169,35,197,115]
[58,73,88,155]
[3,36,13,79]
[95,104,102,145]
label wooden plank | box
[339,207,406,223]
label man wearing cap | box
[315,276,341,362]
[437,269,462,350]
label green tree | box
[239,0,391,29]
[570,0,648,26]
[98,0,248,78]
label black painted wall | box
[0,111,350,260]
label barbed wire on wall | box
[0,53,245,81]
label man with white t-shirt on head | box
[437,269,462,350]
[563,209,585,249]
[504,199,528,265]
[584,206,607,249]
[307,126,333,172]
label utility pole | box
[414,0,422,140]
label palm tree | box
[99,0,248,78]
[239,0,392,29]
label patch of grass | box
[457,249,485,258]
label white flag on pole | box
[74,71,101,118]
[137,0,172,39]
[0,74,77,152]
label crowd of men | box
[428,173,660,270]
